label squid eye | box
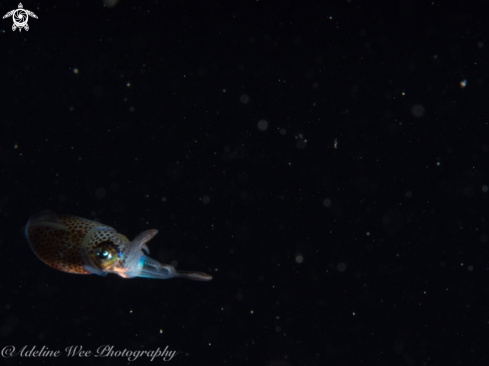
[97,249,112,260]
[93,244,118,267]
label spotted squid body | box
[25,211,212,281]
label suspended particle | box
[258,119,268,131]
[240,94,250,104]
[411,104,425,117]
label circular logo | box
[12,9,28,28]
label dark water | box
[0,1,486,365]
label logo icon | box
[3,3,38,32]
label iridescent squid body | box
[25,211,212,281]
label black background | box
[0,1,487,365]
